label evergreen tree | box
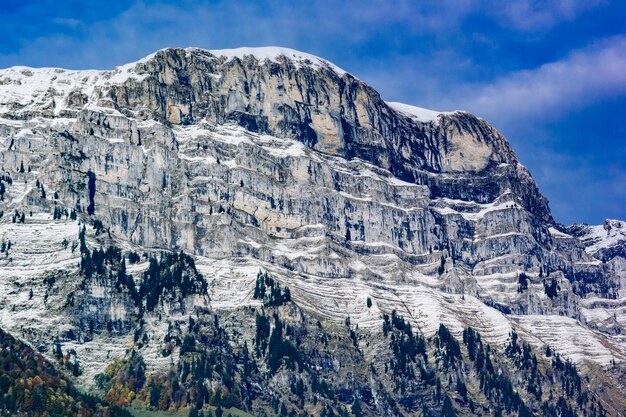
[440,395,456,417]
[352,397,363,417]
[517,272,529,293]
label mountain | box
[0,46,624,417]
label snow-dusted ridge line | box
[386,101,462,124]
[0,45,472,131]
[0,46,348,78]
[1,45,355,118]
[195,46,350,76]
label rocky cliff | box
[0,47,624,417]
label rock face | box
[0,47,625,416]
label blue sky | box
[1,0,624,225]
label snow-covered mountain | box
[0,47,624,416]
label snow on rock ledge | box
[386,101,457,124]
[201,46,349,76]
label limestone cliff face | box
[0,47,625,416]
[97,48,551,220]
[1,45,623,314]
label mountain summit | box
[0,47,624,416]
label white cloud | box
[456,36,626,121]
[497,0,607,31]
[51,17,82,29]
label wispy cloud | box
[455,36,626,122]
[51,17,83,29]
[497,0,607,31]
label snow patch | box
[578,219,626,255]
[201,46,348,76]
[386,101,457,124]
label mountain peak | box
[208,46,348,75]
[142,46,350,76]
